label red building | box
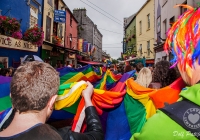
[65,7,78,66]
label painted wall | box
[65,8,78,49]
[136,0,155,60]
[0,0,43,67]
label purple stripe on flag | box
[0,76,12,84]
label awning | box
[78,60,102,65]
[146,59,155,64]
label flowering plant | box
[11,30,23,39]
[0,16,20,36]
[52,35,63,46]
[24,25,44,46]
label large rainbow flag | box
[0,65,186,140]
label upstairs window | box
[139,21,142,34]
[147,14,150,29]
[30,6,38,28]
[147,41,150,56]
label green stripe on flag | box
[124,94,146,134]
[0,96,12,112]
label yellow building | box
[42,0,67,67]
[136,0,155,65]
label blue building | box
[0,0,43,68]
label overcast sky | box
[64,0,147,59]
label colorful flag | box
[82,41,88,52]
[78,39,83,52]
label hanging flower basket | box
[52,35,63,46]
[0,16,20,36]
[24,25,44,46]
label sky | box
[64,0,147,59]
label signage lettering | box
[0,35,38,52]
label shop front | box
[42,41,77,68]
[0,35,40,68]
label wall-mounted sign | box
[0,35,38,52]
[54,10,66,23]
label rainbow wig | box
[164,5,200,78]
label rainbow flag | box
[105,77,186,140]
[58,65,102,85]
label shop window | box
[30,6,38,28]
[46,16,51,42]
[0,57,8,68]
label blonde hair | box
[135,67,152,88]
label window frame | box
[139,21,142,34]
[147,14,150,29]
[30,6,38,28]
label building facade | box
[42,0,77,68]
[136,0,155,65]
[154,0,200,64]
[0,0,42,68]
[93,25,103,61]
[65,7,78,66]
[73,8,103,62]
[124,15,136,59]
[123,14,135,54]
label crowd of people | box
[0,67,15,77]
[1,5,200,140]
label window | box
[48,0,53,7]
[70,14,72,26]
[139,21,142,34]
[30,6,38,28]
[169,16,175,27]
[163,19,167,38]
[180,1,187,15]
[139,44,142,56]
[69,34,72,48]
[147,41,150,56]
[147,14,150,29]
[58,24,63,39]
[46,16,51,42]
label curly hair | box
[152,60,178,88]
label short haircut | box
[136,62,144,72]
[124,65,132,73]
[11,61,60,113]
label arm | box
[58,81,104,140]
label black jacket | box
[0,106,104,140]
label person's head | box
[10,61,59,120]
[135,67,152,88]
[124,65,132,73]
[164,6,200,86]
[136,62,144,73]
[8,67,14,76]
[0,68,10,77]
[152,60,178,88]
[131,64,136,71]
